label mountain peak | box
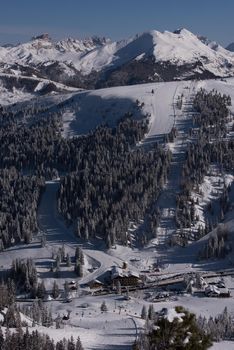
[88,35,111,46]
[0,28,234,89]
[173,28,193,36]
[31,33,51,41]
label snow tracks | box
[155,82,195,247]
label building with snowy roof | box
[111,266,140,286]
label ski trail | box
[155,81,195,247]
[38,180,127,284]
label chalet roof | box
[88,279,103,285]
[111,266,139,280]
[205,285,220,294]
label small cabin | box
[68,280,78,291]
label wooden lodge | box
[111,266,140,286]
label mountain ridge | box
[0,28,234,91]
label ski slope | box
[47,78,234,139]
[59,81,188,138]
[5,78,234,142]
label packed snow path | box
[155,82,195,247]
[38,180,77,246]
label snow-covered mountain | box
[1,28,234,91]
[226,43,234,52]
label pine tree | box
[4,304,21,328]
[0,327,4,349]
[75,336,84,350]
[74,262,83,277]
[68,336,76,350]
[52,281,60,299]
[37,281,46,299]
[148,304,154,320]
[100,301,108,312]
[141,305,147,320]
[66,253,71,267]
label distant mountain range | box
[0,28,234,93]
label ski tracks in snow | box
[155,81,195,247]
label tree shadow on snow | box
[65,93,145,136]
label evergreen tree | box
[148,304,155,320]
[141,305,147,320]
[52,281,60,299]
[100,301,108,312]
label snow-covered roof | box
[205,285,220,294]
[160,308,185,323]
[69,280,76,285]
[111,266,139,279]
[88,279,103,285]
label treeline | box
[0,168,45,249]
[175,89,232,238]
[0,116,61,176]
[0,281,84,348]
[198,224,232,259]
[0,258,46,299]
[0,99,169,248]
[0,326,84,350]
[0,107,149,177]
[10,247,84,298]
[0,258,49,300]
[11,258,38,296]
[58,119,171,245]
[197,307,234,342]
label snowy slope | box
[0,73,79,105]
[197,78,234,114]
[6,77,234,139]
[60,81,184,137]
[226,43,234,52]
[2,35,108,69]
[151,29,233,69]
[7,80,186,138]
[44,78,234,138]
